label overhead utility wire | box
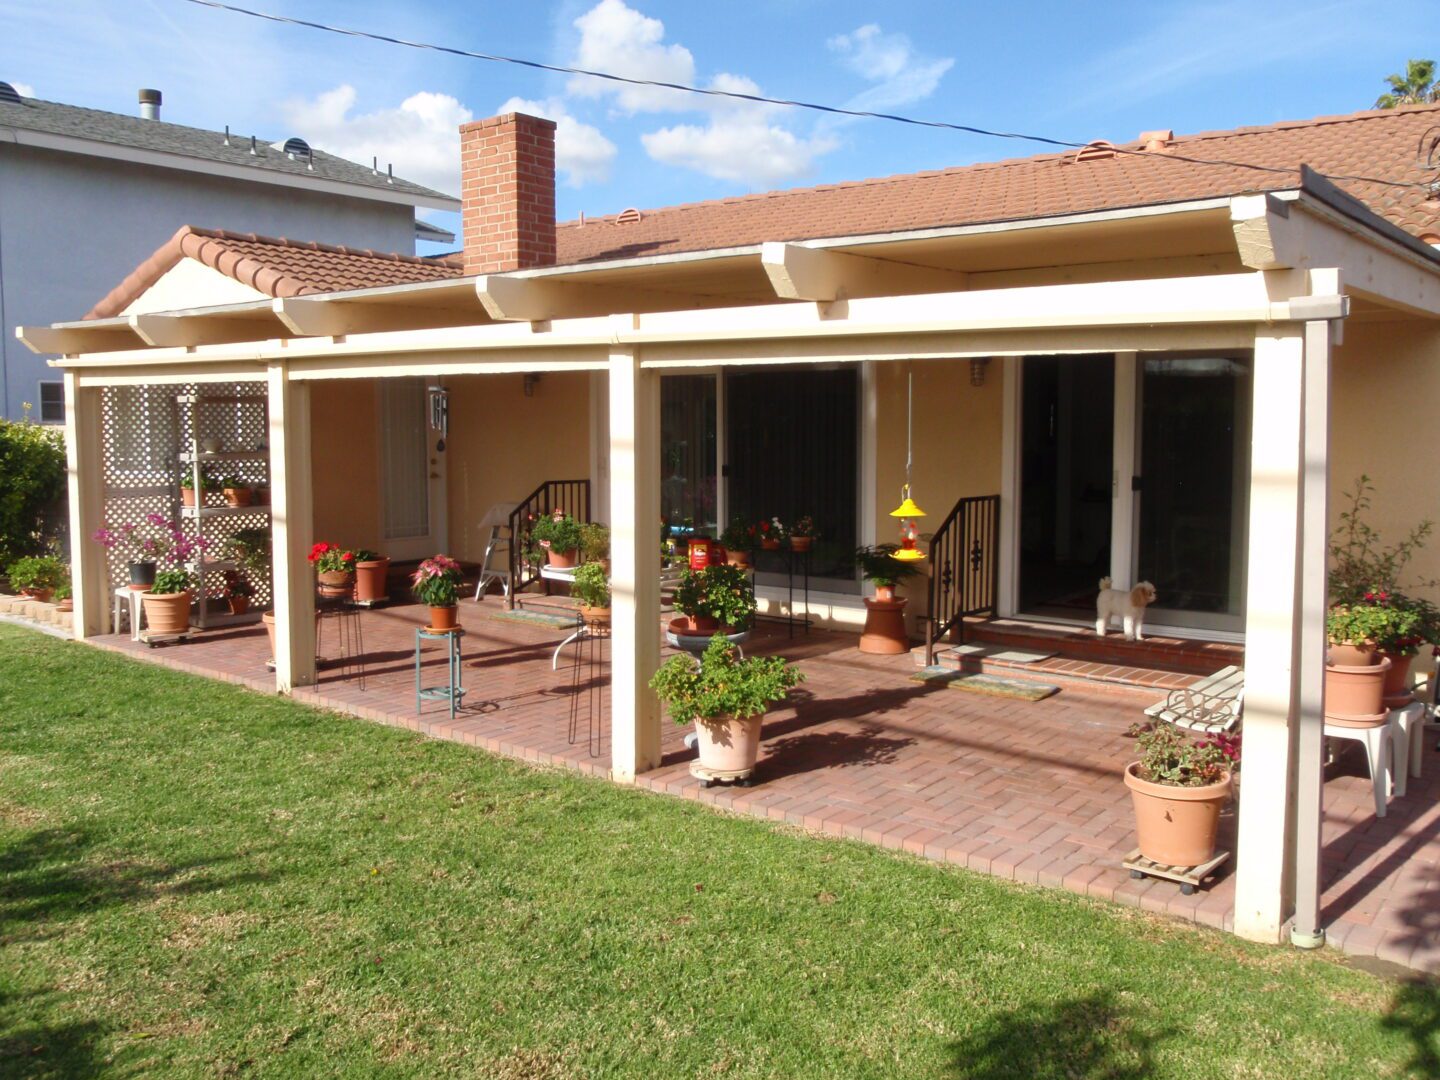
[184,0,1429,191]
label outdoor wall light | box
[970,357,990,387]
[524,373,542,397]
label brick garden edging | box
[0,592,74,634]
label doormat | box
[910,666,1060,701]
[949,644,1056,664]
[493,609,580,630]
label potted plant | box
[411,554,464,630]
[352,548,390,603]
[789,516,817,553]
[1325,600,1397,718]
[579,523,610,568]
[1123,722,1238,867]
[7,554,65,602]
[179,469,213,508]
[853,544,924,654]
[252,481,270,506]
[672,564,755,634]
[222,571,253,615]
[720,518,758,568]
[226,527,271,579]
[572,561,611,627]
[532,510,582,568]
[308,542,356,598]
[93,513,182,589]
[221,475,253,507]
[55,580,73,613]
[142,566,195,634]
[758,518,784,551]
[1377,594,1439,705]
[650,634,804,778]
[855,544,922,603]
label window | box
[37,381,64,424]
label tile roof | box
[550,104,1440,264]
[85,227,464,319]
[0,95,455,206]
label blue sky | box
[2,0,1436,252]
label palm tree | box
[1375,59,1439,108]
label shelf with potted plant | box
[309,542,357,599]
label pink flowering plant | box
[92,513,179,563]
[411,554,464,607]
[1126,722,1239,788]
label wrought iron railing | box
[506,479,591,608]
[924,494,1001,665]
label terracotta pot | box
[128,561,157,591]
[317,569,355,599]
[873,583,897,602]
[726,550,752,569]
[21,588,54,604]
[1328,641,1377,666]
[581,604,611,628]
[859,596,909,654]
[1324,709,1390,729]
[181,487,198,508]
[790,536,813,553]
[142,590,192,634]
[693,712,765,775]
[1325,656,1391,718]
[1124,763,1232,867]
[760,538,781,551]
[263,610,276,659]
[683,613,720,634]
[545,547,578,569]
[227,596,250,616]
[57,598,73,613]
[354,558,390,603]
[253,487,270,506]
[1378,650,1416,706]
[429,604,459,631]
[223,487,253,507]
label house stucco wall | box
[0,143,416,419]
[310,380,384,555]
[1330,318,1440,596]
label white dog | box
[1095,577,1157,641]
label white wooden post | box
[1233,327,1305,942]
[63,372,109,638]
[608,343,662,780]
[267,363,316,691]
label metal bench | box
[1143,665,1244,734]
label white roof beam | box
[129,313,283,348]
[475,275,718,321]
[16,324,145,355]
[761,241,968,301]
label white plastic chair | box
[473,502,520,601]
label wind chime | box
[890,368,926,561]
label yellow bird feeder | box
[890,370,926,561]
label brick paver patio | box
[89,597,1440,974]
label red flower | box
[342,552,355,562]
[1364,592,1376,601]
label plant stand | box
[689,760,755,789]
[1122,848,1230,895]
[415,626,466,719]
[566,616,608,758]
[859,597,909,654]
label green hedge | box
[0,411,66,567]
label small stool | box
[1390,702,1428,791]
[1324,712,1401,818]
[415,626,465,719]
[113,585,145,641]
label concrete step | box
[911,641,1205,700]
[962,618,1241,677]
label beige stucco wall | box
[445,371,593,563]
[310,380,383,552]
[1331,318,1440,595]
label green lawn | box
[0,624,1436,1078]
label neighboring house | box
[24,104,1440,949]
[0,81,458,420]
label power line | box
[184,0,1430,191]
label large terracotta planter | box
[693,713,765,775]
[1378,650,1416,707]
[317,569,355,599]
[142,590,192,634]
[1124,763,1233,867]
[1325,656,1391,718]
[1329,642,1376,666]
[581,604,611,628]
[428,604,459,631]
[545,547,578,569]
[21,588,54,604]
[354,558,390,603]
[859,596,910,654]
[681,613,719,634]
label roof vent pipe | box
[138,88,162,121]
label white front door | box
[378,377,447,560]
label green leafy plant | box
[55,580,72,602]
[1329,476,1437,603]
[220,475,249,491]
[649,634,804,725]
[151,567,195,595]
[673,565,756,628]
[178,470,214,492]
[1127,722,1239,788]
[720,517,758,553]
[227,528,272,576]
[532,512,583,556]
[0,407,66,567]
[572,561,610,608]
[579,523,610,564]
[411,554,463,608]
[1327,593,1424,651]
[351,549,385,563]
[854,544,923,589]
[6,554,66,592]
[307,542,355,574]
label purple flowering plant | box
[93,514,208,568]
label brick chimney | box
[460,112,557,276]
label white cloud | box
[11,82,35,98]
[827,24,954,111]
[496,96,618,186]
[567,0,695,113]
[281,85,472,196]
